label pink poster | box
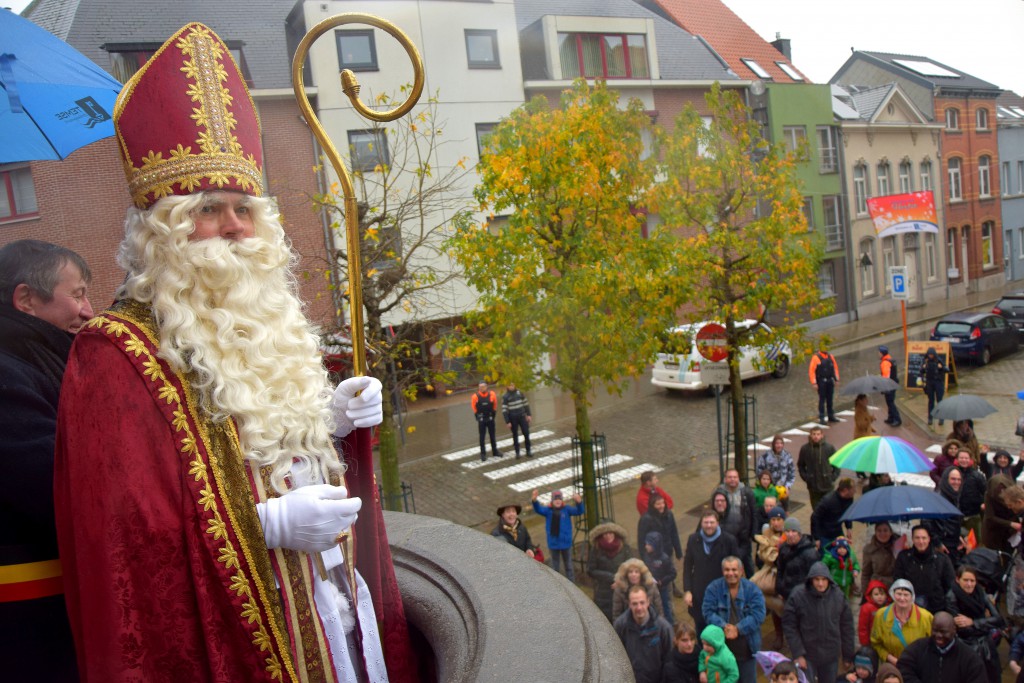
[867,191,939,237]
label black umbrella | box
[839,375,899,396]
[930,394,998,421]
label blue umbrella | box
[0,10,122,162]
[840,483,962,524]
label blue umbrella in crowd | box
[840,483,962,524]
[0,9,122,162]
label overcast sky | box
[6,0,1022,95]
[722,0,1023,95]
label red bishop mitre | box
[114,23,263,209]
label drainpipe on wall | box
[837,126,859,322]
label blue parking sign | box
[889,266,908,300]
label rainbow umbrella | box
[828,436,935,474]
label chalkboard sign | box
[904,340,956,391]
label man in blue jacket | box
[702,556,766,683]
[532,488,584,581]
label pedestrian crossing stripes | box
[462,437,573,472]
[441,429,555,461]
[533,464,664,506]
[436,430,663,504]
[510,454,635,493]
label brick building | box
[832,51,1005,294]
[4,0,336,326]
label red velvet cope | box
[344,427,417,683]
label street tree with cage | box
[314,90,472,510]
[447,80,683,529]
[649,84,830,480]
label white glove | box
[331,376,383,438]
[258,484,362,553]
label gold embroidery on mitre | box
[92,310,287,681]
[122,24,263,208]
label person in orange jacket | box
[808,342,840,423]
[471,381,502,461]
[878,346,902,426]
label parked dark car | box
[993,292,1024,338]
[930,312,1019,365]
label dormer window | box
[558,33,650,79]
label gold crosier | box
[291,16,424,590]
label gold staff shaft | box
[290,13,424,586]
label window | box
[899,160,913,193]
[947,229,957,273]
[920,160,932,192]
[336,29,378,71]
[976,107,989,130]
[882,237,896,291]
[817,261,836,297]
[817,126,838,173]
[1003,161,1012,196]
[776,62,803,81]
[740,58,771,78]
[0,166,38,220]
[979,156,991,197]
[945,107,960,130]
[948,158,963,200]
[781,126,807,157]
[822,195,843,250]
[347,129,389,172]
[801,197,814,231]
[925,233,938,281]
[876,161,891,196]
[475,123,497,157]
[1019,227,1024,259]
[464,29,500,69]
[108,44,252,85]
[981,221,995,267]
[557,33,649,79]
[860,239,877,296]
[1019,161,1024,195]
[853,163,869,215]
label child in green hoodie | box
[699,624,739,683]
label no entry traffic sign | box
[695,323,728,363]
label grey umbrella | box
[930,394,998,421]
[839,375,899,396]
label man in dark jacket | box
[808,342,841,423]
[500,382,531,459]
[798,427,839,509]
[614,584,673,683]
[919,347,947,426]
[684,508,740,634]
[717,469,757,577]
[897,611,984,682]
[0,240,93,681]
[782,561,855,683]
[893,525,956,613]
[775,518,821,600]
[810,478,855,550]
[954,449,986,538]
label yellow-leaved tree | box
[448,80,682,529]
[650,84,831,480]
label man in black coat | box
[810,477,855,550]
[614,584,673,683]
[893,525,956,613]
[954,449,987,538]
[798,427,839,509]
[684,508,739,634]
[898,611,985,682]
[0,240,93,681]
[775,518,821,600]
[782,562,855,683]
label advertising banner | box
[867,191,939,238]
